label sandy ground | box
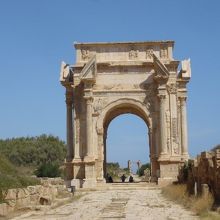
[10,185,198,220]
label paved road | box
[11,184,198,220]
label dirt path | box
[10,185,198,220]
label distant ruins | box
[60,41,191,188]
[128,160,142,174]
[186,149,220,201]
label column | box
[179,97,189,156]
[85,96,93,158]
[158,94,167,155]
[74,117,80,159]
[66,87,74,162]
[103,130,107,177]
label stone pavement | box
[10,183,198,220]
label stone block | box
[201,184,210,198]
[29,194,39,205]
[16,197,31,208]
[159,163,179,179]
[17,188,29,199]
[0,203,8,216]
[27,185,38,195]
[5,188,17,200]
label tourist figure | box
[129,175,134,183]
[106,173,110,183]
[108,175,113,183]
[121,174,126,183]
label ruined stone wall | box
[0,178,65,217]
[184,149,220,202]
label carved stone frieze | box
[167,83,177,94]
[81,49,90,60]
[102,84,115,90]
[172,118,178,143]
[165,110,170,123]
[174,147,179,154]
[93,98,108,113]
[160,46,168,59]
[129,49,138,59]
[96,84,141,91]
[165,110,171,152]
[145,99,154,112]
[143,85,155,112]
[146,48,154,59]
[167,138,170,151]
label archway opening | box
[104,113,150,182]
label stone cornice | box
[73,61,156,68]
[74,40,175,48]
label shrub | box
[0,173,40,203]
[137,163,150,176]
[34,163,61,178]
[0,135,66,167]
[16,175,40,187]
[162,184,214,216]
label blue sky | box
[0,0,220,167]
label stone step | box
[76,182,158,192]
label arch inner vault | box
[60,41,191,188]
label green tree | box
[34,163,61,178]
[137,163,151,176]
[0,135,66,167]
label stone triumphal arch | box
[60,41,191,188]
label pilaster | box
[65,86,74,162]
[167,83,179,155]
[84,96,94,160]
[157,94,168,159]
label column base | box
[159,161,181,180]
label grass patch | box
[0,155,40,203]
[200,211,220,220]
[162,184,216,217]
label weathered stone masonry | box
[60,41,191,188]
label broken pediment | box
[152,53,169,82]
[80,55,97,82]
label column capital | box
[167,83,177,94]
[178,96,187,102]
[84,96,94,104]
